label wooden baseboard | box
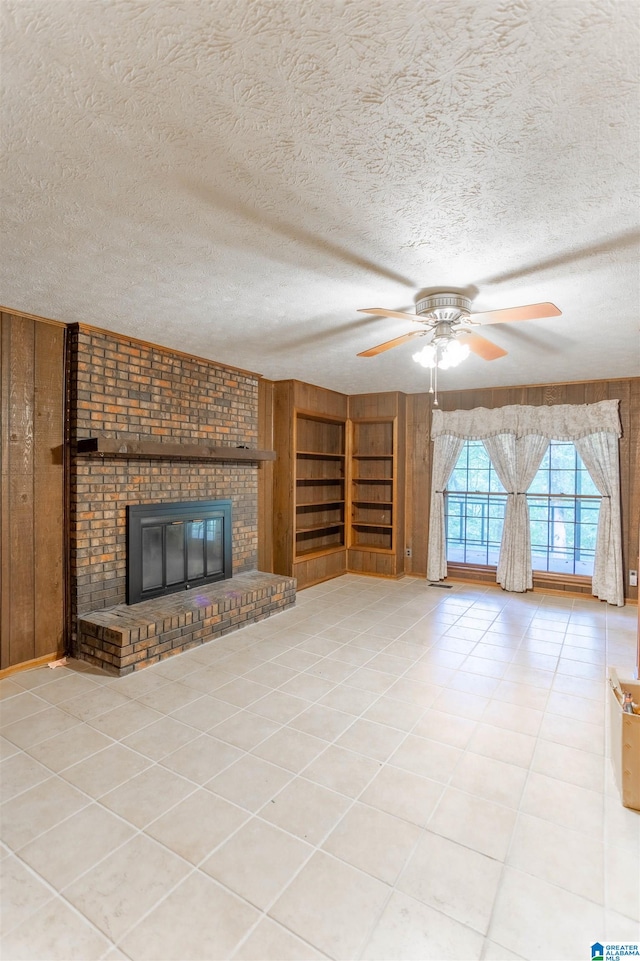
[444,576,601,601]
[446,564,597,596]
[0,651,67,680]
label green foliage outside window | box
[445,440,600,575]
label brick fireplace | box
[67,324,294,674]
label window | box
[528,442,600,575]
[445,440,600,576]
[446,441,506,565]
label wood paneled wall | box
[258,378,275,573]
[406,378,640,602]
[1,312,66,669]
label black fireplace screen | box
[126,500,232,604]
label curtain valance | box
[431,399,621,440]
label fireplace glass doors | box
[127,500,232,604]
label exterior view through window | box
[445,440,601,576]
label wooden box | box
[608,669,640,811]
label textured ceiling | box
[2,0,639,394]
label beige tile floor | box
[1,574,639,960]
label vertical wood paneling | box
[1,315,11,666]
[628,379,640,603]
[406,393,431,575]
[0,313,65,669]
[526,387,545,407]
[34,323,65,656]
[613,381,634,602]
[272,381,294,576]
[584,381,609,403]
[396,393,406,572]
[543,383,567,405]
[7,318,35,665]
[8,473,35,665]
[258,378,275,573]
[563,382,587,406]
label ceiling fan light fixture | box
[412,337,470,370]
[439,339,470,369]
[412,344,437,368]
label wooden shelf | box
[352,454,393,459]
[297,500,345,509]
[296,477,343,485]
[352,477,392,483]
[77,434,276,462]
[352,522,392,530]
[297,450,345,460]
[294,544,344,560]
[350,542,394,554]
[353,499,393,507]
[296,522,345,535]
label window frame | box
[444,439,601,580]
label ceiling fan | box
[357,292,562,367]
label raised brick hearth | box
[77,571,296,675]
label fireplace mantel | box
[76,434,276,463]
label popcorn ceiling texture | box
[1,0,638,393]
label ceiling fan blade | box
[357,331,424,357]
[357,307,422,323]
[458,332,508,361]
[469,302,562,325]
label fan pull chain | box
[428,352,439,405]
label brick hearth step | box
[77,571,296,676]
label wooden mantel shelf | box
[76,434,276,462]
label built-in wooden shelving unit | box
[295,413,346,560]
[347,393,406,579]
[349,418,395,553]
[271,381,348,589]
[270,383,406,587]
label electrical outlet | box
[630,570,638,587]
[406,547,412,557]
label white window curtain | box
[482,434,549,593]
[426,434,463,581]
[428,399,624,605]
[574,432,624,607]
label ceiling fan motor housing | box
[416,292,471,324]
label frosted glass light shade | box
[412,339,470,369]
[439,340,470,369]
[412,344,437,368]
